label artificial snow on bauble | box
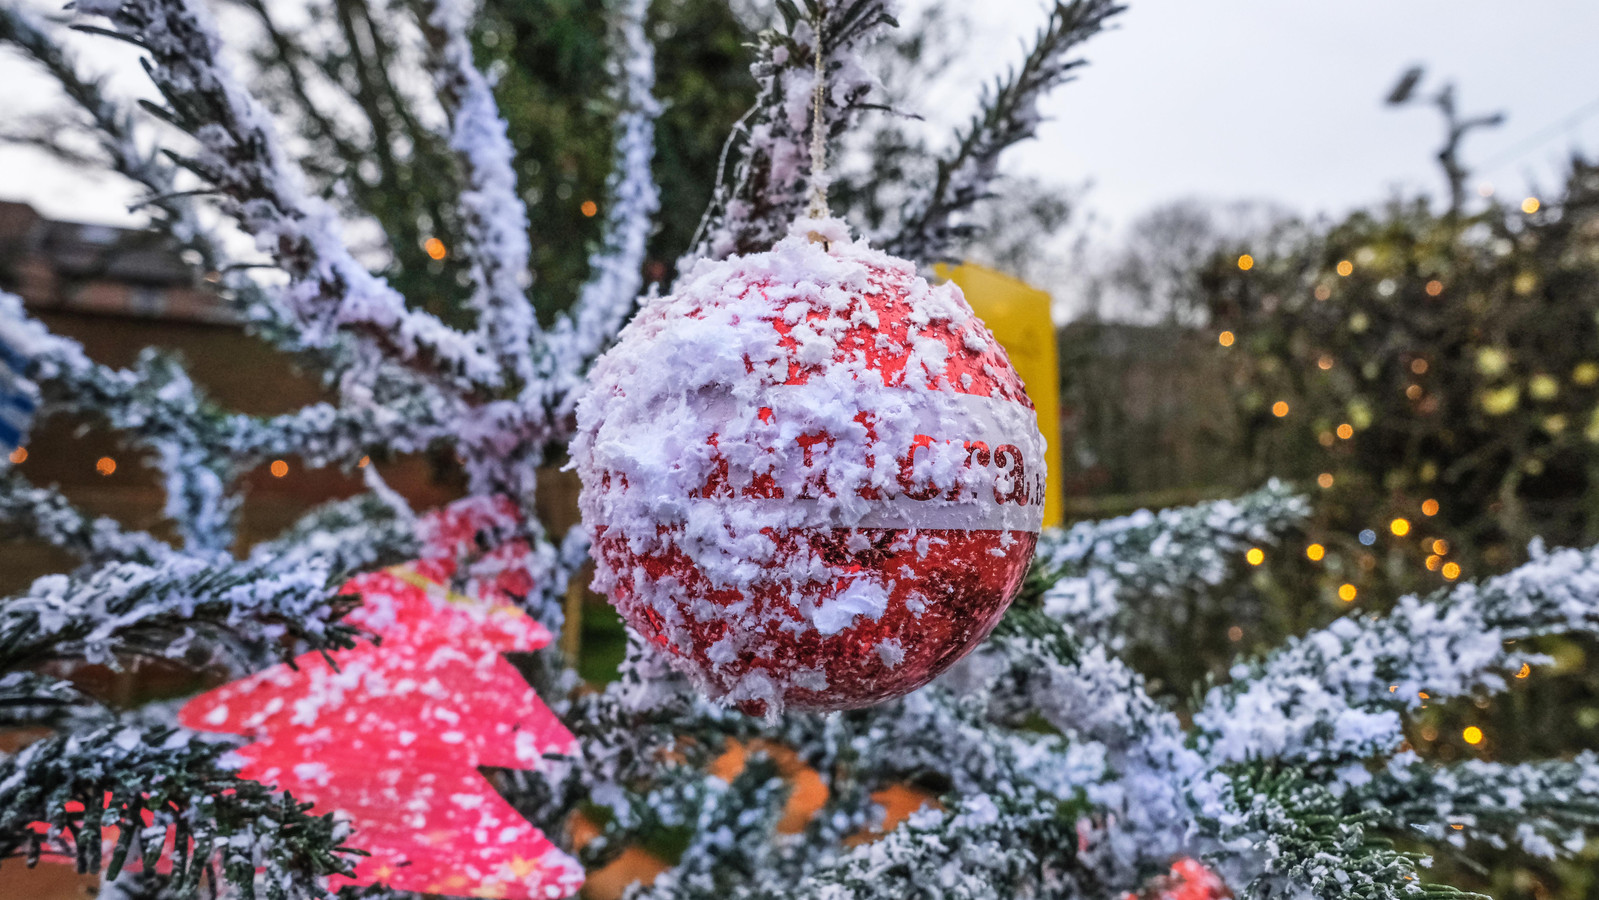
[573,217,1047,714]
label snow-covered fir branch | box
[0,555,355,672]
[886,0,1124,262]
[1197,540,1599,766]
[1032,479,1309,640]
[77,0,500,389]
[0,5,318,349]
[686,0,897,263]
[244,493,419,583]
[0,471,170,567]
[0,724,355,896]
[416,0,540,387]
[0,671,102,730]
[1352,752,1599,859]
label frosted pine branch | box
[0,672,100,730]
[0,471,169,566]
[886,0,1124,262]
[416,0,540,387]
[78,0,500,389]
[686,0,896,263]
[0,724,355,896]
[0,556,355,672]
[1354,752,1599,859]
[1196,541,1599,766]
[0,6,317,348]
[1033,479,1309,640]
[245,493,419,581]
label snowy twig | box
[886,0,1123,262]
[415,0,540,386]
[0,471,170,567]
[77,0,500,390]
[685,0,897,263]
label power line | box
[1475,95,1599,172]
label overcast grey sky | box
[994,0,1599,223]
[1,1,1596,229]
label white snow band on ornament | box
[679,387,1048,533]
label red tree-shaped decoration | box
[180,498,584,899]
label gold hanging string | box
[805,5,831,221]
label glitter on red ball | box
[574,218,1047,714]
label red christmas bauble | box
[573,218,1047,714]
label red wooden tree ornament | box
[179,498,584,900]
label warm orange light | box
[1227,626,1244,642]
[1390,518,1411,537]
[424,237,447,260]
[1306,543,1326,562]
[1432,538,1449,555]
[1317,355,1334,371]
[1422,499,1440,517]
[7,447,25,465]
[1411,358,1429,375]
[1516,663,1531,679]
[1426,554,1442,571]
[96,457,117,476]
[1336,260,1354,277]
[1246,548,1265,566]
[1218,331,1236,347]
[270,459,289,478]
[580,200,599,218]
[1406,384,1423,400]
[1338,583,1358,602]
[1462,726,1484,745]
[1317,472,1335,489]
[1314,284,1332,301]
[1521,197,1541,215]
[1442,562,1462,580]
[358,455,371,468]
[1336,423,1354,440]
[1237,254,1255,271]
[1425,280,1444,297]
[1271,401,1290,418]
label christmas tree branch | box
[75,0,500,392]
[0,672,104,730]
[0,555,355,673]
[1196,541,1599,766]
[1030,479,1309,639]
[0,724,357,897]
[1202,762,1474,900]
[0,5,315,349]
[0,471,170,567]
[775,791,1081,900]
[686,0,896,262]
[885,0,1123,262]
[1352,753,1599,859]
[245,493,419,583]
[414,0,541,388]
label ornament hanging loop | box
[805,3,831,224]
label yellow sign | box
[936,262,1062,529]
